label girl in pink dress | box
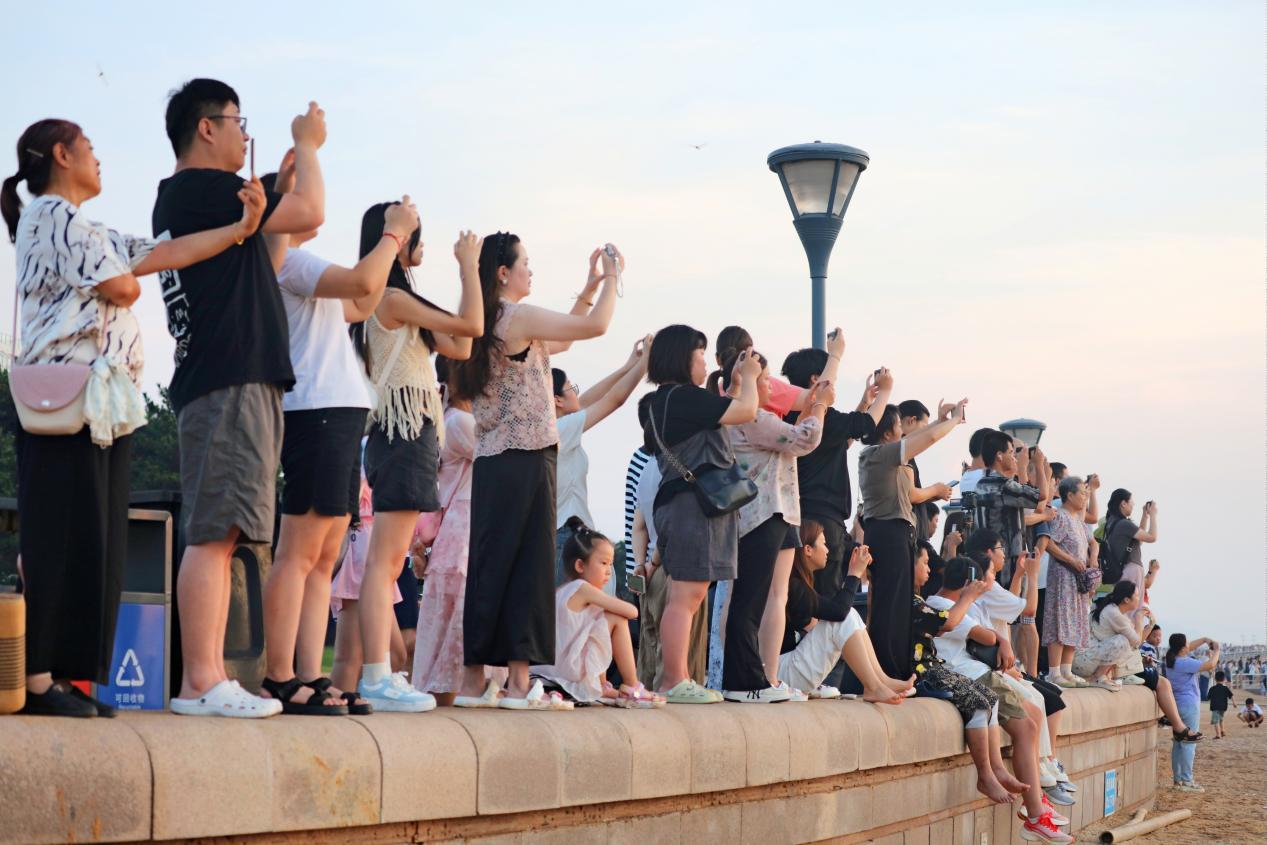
[412,389,476,701]
[532,518,665,707]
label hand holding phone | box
[627,572,646,594]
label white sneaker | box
[1174,780,1205,793]
[774,681,809,702]
[722,685,790,703]
[358,672,436,712]
[1091,677,1121,692]
[809,684,842,699]
[1119,674,1146,685]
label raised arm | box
[736,380,833,455]
[1136,502,1158,543]
[579,336,648,409]
[262,103,326,234]
[938,580,990,633]
[1083,474,1101,523]
[582,350,649,432]
[866,367,894,425]
[904,397,968,461]
[312,200,419,319]
[133,179,267,276]
[518,246,621,350]
[376,231,484,344]
[719,350,761,425]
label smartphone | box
[627,573,646,594]
[828,328,839,341]
[966,563,980,582]
[947,479,959,488]
[249,137,255,179]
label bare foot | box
[993,765,1029,794]
[884,674,916,693]
[862,685,905,705]
[977,774,1013,804]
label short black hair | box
[963,527,1001,563]
[898,399,930,420]
[647,324,707,385]
[781,348,828,389]
[968,427,994,459]
[862,404,900,446]
[981,430,1013,469]
[1216,670,1226,681]
[941,556,979,591]
[552,367,567,397]
[165,78,240,156]
[1050,462,1067,481]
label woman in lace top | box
[451,233,622,708]
[2,118,264,717]
[342,207,484,712]
[721,350,831,701]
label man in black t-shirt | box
[781,348,891,596]
[152,78,328,715]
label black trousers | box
[464,446,557,667]
[864,518,915,680]
[1022,672,1066,715]
[722,515,786,692]
[16,428,131,683]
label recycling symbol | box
[115,649,145,687]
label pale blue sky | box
[3,2,1263,641]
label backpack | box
[1098,517,1135,584]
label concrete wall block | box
[352,712,478,824]
[600,707,691,800]
[443,709,562,815]
[740,797,791,845]
[878,699,964,765]
[680,803,742,843]
[973,807,993,844]
[128,712,273,839]
[873,834,904,845]
[1091,770,1105,820]
[873,775,929,829]
[537,706,633,807]
[804,703,862,776]
[729,703,791,786]
[0,715,152,845]
[954,809,974,844]
[781,791,847,843]
[929,817,954,845]
[520,823,605,845]
[608,812,681,845]
[904,823,931,845]
[840,700,891,770]
[264,715,382,831]
[663,704,746,793]
[830,784,875,833]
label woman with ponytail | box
[1163,632,1219,791]
[344,202,484,713]
[3,119,265,717]
[453,234,622,709]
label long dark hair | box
[1166,632,1187,669]
[348,202,445,375]
[1092,580,1137,624]
[2,119,82,243]
[719,348,767,392]
[792,520,824,613]
[560,516,612,580]
[706,325,753,393]
[450,232,519,400]
[1106,488,1132,523]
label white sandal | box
[497,679,555,710]
[454,679,502,709]
[171,680,283,718]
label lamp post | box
[999,418,1047,448]
[767,141,869,349]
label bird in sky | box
[96,62,108,86]
[688,142,707,150]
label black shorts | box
[364,420,440,513]
[1137,668,1159,691]
[395,566,420,630]
[281,408,369,516]
[1022,672,1067,715]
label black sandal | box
[302,677,372,716]
[1173,728,1204,743]
[261,676,348,716]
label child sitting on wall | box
[533,517,665,708]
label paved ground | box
[1078,698,1267,843]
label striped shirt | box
[623,446,652,575]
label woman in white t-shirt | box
[259,159,422,716]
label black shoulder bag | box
[648,386,757,517]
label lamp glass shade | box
[780,159,836,215]
[830,162,862,217]
[1000,423,1045,447]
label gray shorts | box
[653,491,738,583]
[178,383,283,546]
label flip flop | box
[171,680,283,718]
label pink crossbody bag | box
[9,284,108,436]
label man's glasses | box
[207,114,248,134]
[569,382,581,395]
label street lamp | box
[999,418,1047,447]
[767,141,870,349]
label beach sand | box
[1078,699,1267,843]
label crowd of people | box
[0,78,1236,844]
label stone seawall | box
[0,687,1158,844]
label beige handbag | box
[8,286,107,436]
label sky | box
[3,2,1264,642]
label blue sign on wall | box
[97,602,166,710]
[1104,768,1118,817]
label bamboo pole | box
[1099,808,1192,843]
[0,594,24,715]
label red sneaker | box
[1020,812,1073,843]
